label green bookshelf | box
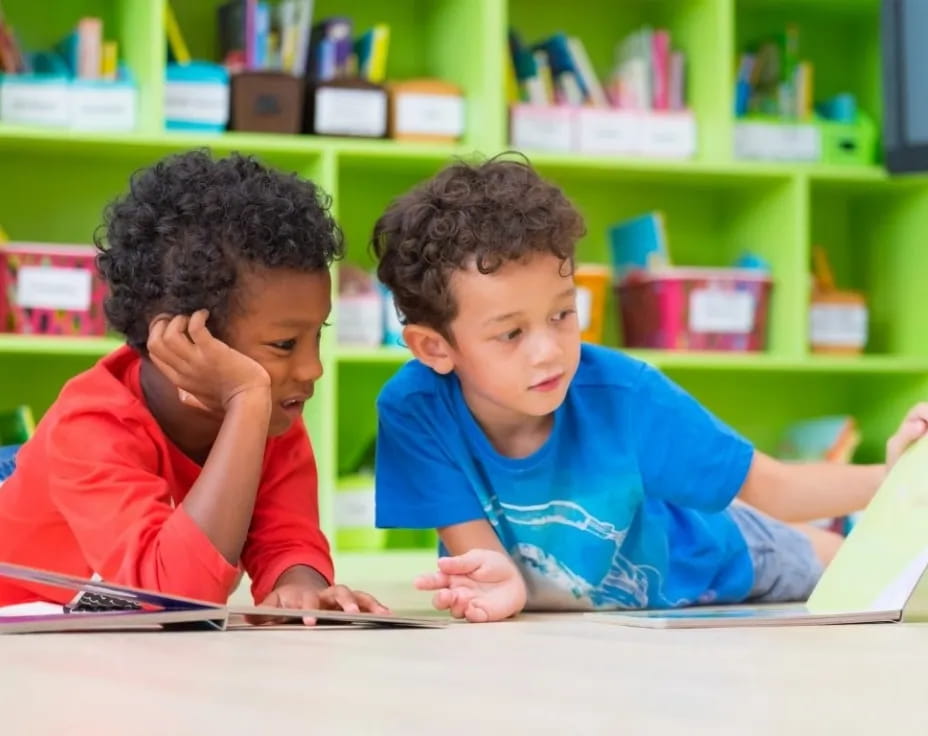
[1,0,927,581]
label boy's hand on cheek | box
[147,310,271,414]
[415,549,527,623]
[252,583,390,626]
[886,402,928,470]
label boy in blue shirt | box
[371,157,928,623]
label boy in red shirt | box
[0,151,386,618]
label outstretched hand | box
[415,549,527,623]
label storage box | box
[307,78,387,138]
[617,268,772,352]
[510,104,697,158]
[0,74,137,131]
[165,62,230,132]
[388,79,465,143]
[0,243,107,336]
[574,264,610,344]
[231,71,304,134]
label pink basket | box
[0,243,108,336]
[617,268,773,352]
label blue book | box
[608,212,669,280]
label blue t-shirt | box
[375,344,755,610]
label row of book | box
[0,15,120,81]
[735,23,813,119]
[508,27,687,111]
[170,0,391,84]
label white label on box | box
[689,289,755,334]
[396,93,464,137]
[576,286,593,332]
[810,304,868,347]
[575,110,644,155]
[511,108,573,152]
[734,122,820,161]
[16,266,93,311]
[642,114,697,158]
[0,81,70,127]
[70,85,137,131]
[165,81,229,126]
[335,489,376,528]
[337,295,384,346]
[315,87,387,137]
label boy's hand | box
[252,583,390,626]
[147,310,271,414]
[886,403,928,470]
[415,549,527,623]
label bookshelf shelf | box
[1,0,927,587]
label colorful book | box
[608,211,670,280]
[76,17,102,80]
[0,563,446,633]
[588,435,928,628]
[164,1,191,65]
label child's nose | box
[292,351,324,384]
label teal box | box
[165,62,229,132]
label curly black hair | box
[96,149,343,352]
[371,154,585,337]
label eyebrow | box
[271,317,325,329]
[482,287,576,326]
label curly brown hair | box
[371,155,586,336]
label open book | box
[587,435,928,629]
[0,563,446,633]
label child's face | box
[444,252,581,426]
[224,267,331,436]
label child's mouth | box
[529,374,563,392]
[280,397,307,417]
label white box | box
[0,77,70,127]
[734,121,821,162]
[510,104,574,153]
[575,109,697,158]
[69,82,137,132]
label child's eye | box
[499,328,522,343]
[270,338,297,351]
[553,309,576,322]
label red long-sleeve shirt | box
[0,345,333,606]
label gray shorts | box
[729,503,825,602]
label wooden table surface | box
[3,594,927,736]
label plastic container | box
[617,267,773,351]
[0,243,108,336]
[574,264,610,343]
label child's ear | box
[403,325,455,374]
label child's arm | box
[413,519,527,623]
[737,453,884,522]
[147,311,273,564]
[738,403,928,522]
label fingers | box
[296,589,321,626]
[318,585,360,614]
[436,549,496,577]
[464,600,491,624]
[431,588,455,612]
[414,571,451,591]
[186,309,211,345]
[437,549,515,583]
[449,588,478,619]
[352,590,390,614]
